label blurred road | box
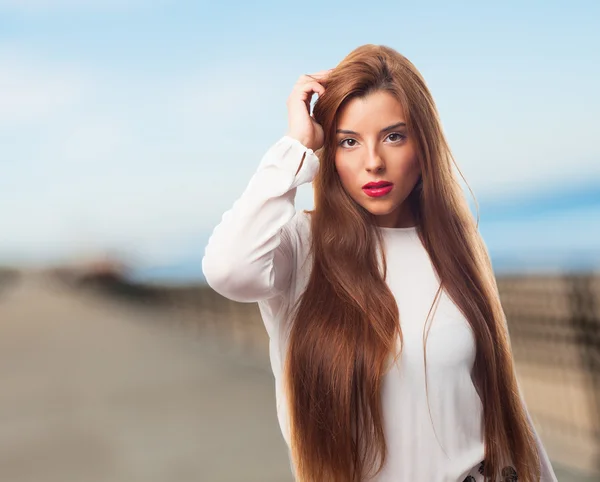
[0,273,592,481]
[0,273,293,482]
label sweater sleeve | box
[201,135,319,303]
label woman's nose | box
[365,152,385,172]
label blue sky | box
[0,1,599,279]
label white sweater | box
[201,135,557,482]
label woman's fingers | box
[285,70,330,151]
[287,81,325,106]
[296,69,333,83]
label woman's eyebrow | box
[336,121,406,135]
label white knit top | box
[201,135,557,482]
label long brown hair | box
[282,44,541,481]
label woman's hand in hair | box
[286,70,331,152]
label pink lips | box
[362,181,394,197]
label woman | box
[202,44,557,482]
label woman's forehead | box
[336,92,407,134]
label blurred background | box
[0,1,598,481]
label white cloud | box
[166,61,289,133]
[0,172,227,265]
[59,119,127,166]
[0,49,87,127]
[0,55,282,265]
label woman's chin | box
[362,204,398,216]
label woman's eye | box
[387,133,405,142]
[339,133,405,148]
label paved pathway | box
[0,273,293,482]
[0,273,592,481]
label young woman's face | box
[334,90,421,228]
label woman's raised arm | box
[201,136,319,302]
[202,70,331,303]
